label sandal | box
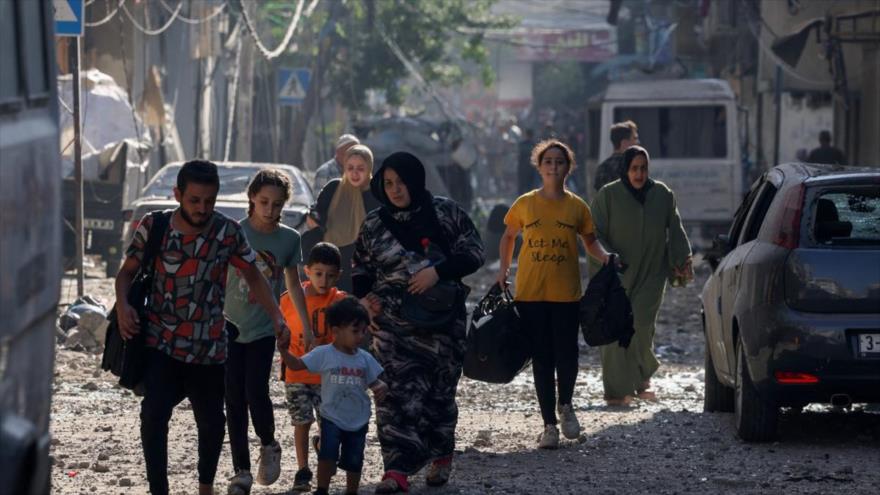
[425,456,452,487]
[636,390,658,401]
[374,471,409,494]
[604,396,633,407]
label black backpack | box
[579,255,635,348]
[463,284,531,384]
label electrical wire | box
[121,0,181,36]
[84,0,125,27]
[376,22,463,124]
[157,0,226,25]
[240,0,316,60]
[739,0,830,86]
[742,9,830,86]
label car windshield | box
[141,164,312,205]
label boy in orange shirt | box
[279,242,346,492]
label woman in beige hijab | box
[306,144,381,291]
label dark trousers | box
[140,349,226,495]
[225,333,277,472]
[516,301,580,425]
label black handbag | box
[579,255,635,348]
[376,205,468,332]
[101,211,170,393]
[463,284,531,384]
[400,280,467,330]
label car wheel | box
[734,337,778,441]
[703,338,734,413]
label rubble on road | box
[57,295,109,353]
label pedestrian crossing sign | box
[54,0,84,37]
[278,68,311,106]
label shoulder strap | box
[140,211,171,277]
[377,200,451,258]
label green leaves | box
[256,0,510,111]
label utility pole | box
[235,29,255,161]
[70,36,84,297]
[199,56,215,158]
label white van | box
[587,79,743,243]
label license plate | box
[84,218,115,231]
[857,333,880,357]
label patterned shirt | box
[125,210,256,365]
[351,197,485,335]
[313,157,343,195]
[594,152,624,192]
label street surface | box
[51,259,880,494]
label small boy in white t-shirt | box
[279,296,387,495]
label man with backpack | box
[114,160,290,495]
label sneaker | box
[227,469,253,495]
[558,403,581,439]
[292,467,313,492]
[255,440,282,486]
[537,424,559,449]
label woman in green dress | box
[590,145,692,406]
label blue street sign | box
[277,68,311,106]
[54,0,84,37]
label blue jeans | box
[318,418,368,473]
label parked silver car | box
[701,162,880,441]
[120,161,313,249]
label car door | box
[718,181,778,374]
[704,181,761,381]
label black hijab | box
[620,145,654,204]
[370,151,450,256]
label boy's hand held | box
[371,380,389,402]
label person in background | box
[497,139,612,450]
[224,169,312,494]
[590,145,692,407]
[115,160,290,495]
[313,134,360,193]
[807,130,847,165]
[352,152,485,493]
[593,120,639,192]
[307,145,381,292]
[278,297,388,495]
[279,242,347,493]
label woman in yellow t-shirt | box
[497,139,612,449]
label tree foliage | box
[262,0,514,110]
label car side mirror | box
[704,234,731,270]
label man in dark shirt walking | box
[115,160,291,495]
[594,120,639,192]
[807,130,847,165]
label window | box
[740,182,778,244]
[811,188,880,246]
[0,0,22,105]
[613,105,727,158]
[728,179,762,245]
